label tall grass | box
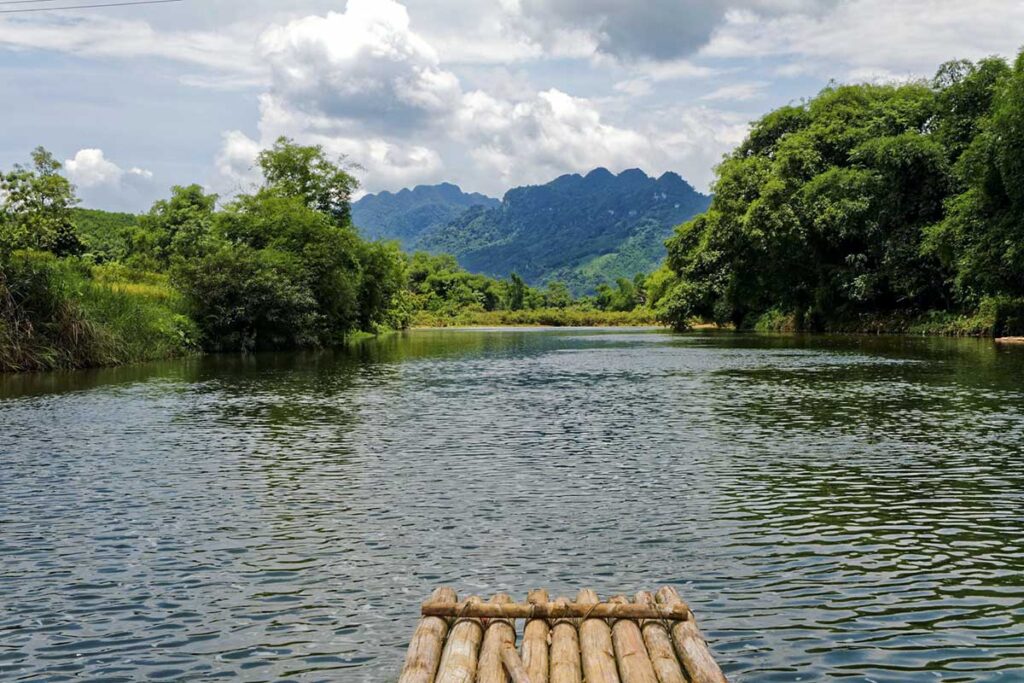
[1,251,197,372]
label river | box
[2,328,1023,681]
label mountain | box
[418,168,711,293]
[351,182,499,249]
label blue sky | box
[1,0,1022,211]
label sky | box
[1,0,1022,211]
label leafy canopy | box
[0,147,82,258]
[653,49,1024,331]
[258,136,359,227]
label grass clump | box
[0,251,197,372]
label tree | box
[595,277,640,311]
[214,192,364,340]
[173,244,317,352]
[653,74,972,331]
[544,280,572,308]
[257,137,359,226]
[407,252,505,313]
[0,147,82,257]
[131,184,217,267]
[357,240,411,330]
[507,272,526,310]
[932,57,1011,162]
[927,49,1024,302]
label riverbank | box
[10,299,1023,374]
[0,308,662,374]
[747,303,1024,338]
[411,307,660,328]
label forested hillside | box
[650,51,1024,336]
[351,183,498,249]
[72,208,139,262]
[419,168,710,293]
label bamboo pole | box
[577,589,621,683]
[501,643,534,683]
[435,596,485,683]
[478,593,517,683]
[399,587,458,683]
[655,587,728,683]
[608,596,659,683]
[422,600,691,621]
[634,592,686,683]
[549,597,582,683]
[521,589,550,683]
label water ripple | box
[1,329,1022,681]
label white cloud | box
[63,149,155,211]
[65,149,152,188]
[65,148,123,188]
[214,106,446,195]
[456,88,649,187]
[0,15,260,80]
[213,131,263,195]
[704,1,1024,78]
[0,0,829,69]
[258,1,461,133]
[211,1,454,192]
[700,81,767,101]
[10,0,1020,211]
[614,58,717,96]
[650,105,750,189]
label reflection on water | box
[1,329,1023,681]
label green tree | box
[595,277,640,311]
[258,137,359,226]
[655,75,972,331]
[170,135,382,351]
[927,49,1024,302]
[357,240,411,330]
[507,272,526,310]
[213,192,363,340]
[173,244,317,352]
[0,147,82,257]
[407,252,506,314]
[932,57,1011,162]
[544,280,572,308]
[130,184,217,267]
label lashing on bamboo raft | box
[399,586,728,683]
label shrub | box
[754,308,797,332]
[980,296,1024,336]
[172,245,319,352]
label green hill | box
[419,168,710,293]
[72,208,139,262]
[351,183,499,250]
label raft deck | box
[399,586,728,683]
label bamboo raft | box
[398,587,728,683]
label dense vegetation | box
[405,252,653,326]
[651,51,1024,336]
[1,141,650,373]
[362,167,710,294]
